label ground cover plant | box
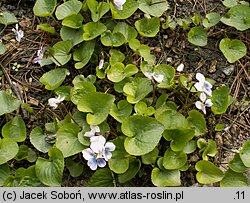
[0,0,249,187]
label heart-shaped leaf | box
[202,12,221,28]
[77,92,115,125]
[108,137,130,174]
[141,147,159,165]
[40,68,70,90]
[83,22,107,41]
[50,41,73,66]
[101,31,126,47]
[222,0,238,8]
[229,153,247,173]
[202,140,217,160]
[183,140,197,154]
[110,100,132,123]
[33,0,56,17]
[66,158,84,178]
[163,148,187,170]
[239,140,250,167]
[195,160,224,184]
[187,110,206,136]
[109,49,125,65]
[55,0,82,20]
[123,78,153,104]
[155,64,175,89]
[2,115,26,142]
[56,123,84,158]
[113,22,138,41]
[0,12,18,25]
[0,91,21,116]
[188,26,207,46]
[30,127,53,153]
[62,14,83,29]
[73,40,96,69]
[211,85,230,115]
[138,0,169,17]
[87,0,110,22]
[220,169,248,187]
[135,17,160,37]
[60,26,84,46]
[118,157,141,183]
[0,163,10,186]
[220,5,250,31]
[14,145,37,162]
[0,138,19,165]
[219,38,247,63]
[87,169,115,187]
[122,115,164,156]
[35,147,64,186]
[151,167,181,187]
[134,101,155,116]
[111,0,138,19]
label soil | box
[0,0,249,187]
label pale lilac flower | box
[82,136,116,170]
[33,47,44,65]
[194,73,213,96]
[98,59,104,69]
[84,125,100,137]
[12,24,24,42]
[113,0,126,10]
[195,92,213,114]
[48,96,65,109]
[144,72,164,83]
[177,63,184,72]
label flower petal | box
[153,74,164,83]
[97,158,106,168]
[90,135,106,153]
[48,98,58,109]
[105,142,116,151]
[98,59,104,69]
[205,99,213,107]
[177,63,184,72]
[84,131,94,137]
[194,82,204,92]
[104,151,112,161]
[205,81,213,89]
[199,92,207,103]
[196,73,205,83]
[90,125,100,133]
[88,158,98,170]
[82,148,95,160]
[144,72,153,80]
[204,87,212,97]
[195,101,203,110]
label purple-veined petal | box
[105,142,116,151]
[88,158,98,170]
[113,0,126,10]
[199,92,207,103]
[196,73,205,83]
[153,74,164,83]
[104,151,112,161]
[97,158,106,168]
[205,99,213,107]
[204,87,212,97]
[205,81,212,89]
[82,148,95,160]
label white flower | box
[48,96,65,109]
[194,73,213,96]
[195,92,213,114]
[113,0,126,10]
[12,24,24,42]
[82,136,116,170]
[98,59,104,69]
[84,125,100,137]
[144,72,164,83]
[177,63,184,72]
[33,47,44,65]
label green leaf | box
[108,137,130,174]
[40,68,70,90]
[0,163,10,186]
[101,31,126,47]
[66,158,84,177]
[33,0,56,17]
[187,110,206,136]
[163,148,187,170]
[202,12,221,28]
[14,145,37,162]
[30,127,53,153]
[195,160,224,184]
[215,123,225,131]
[55,0,82,20]
[109,49,125,65]
[223,0,238,7]
[211,86,230,115]
[220,5,250,31]
[0,42,6,55]
[87,168,115,187]
[135,17,160,37]
[62,14,83,29]
[73,40,96,69]
[110,100,132,123]
[77,92,115,125]
[183,140,197,154]
[155,64,175,89]
[0,91,20,116]
[123,78,153,104]
[118,157,141,183]
[35,147,64,186]
[111,0,138,19]
[2,115,26,142]
[113,22,138,41]
[219,38,247,63]
[0,12,17,25]
[60,26,84,46]
[141,148,159,165]
[229,153,248,173]
[56,123,84,158]
[138,0,169,17]
[50,41,73,66]
[178,74,197,92]
[83,22,107,41]
[202,140,217,160]
[87,0,110,22]
[239,140,250,167]
[188,26,207,46]
[220,169,248,187]
[0,138,19,165]
[122,115,164,156]
[151,167,181,187]
[37,24,57,34]
[54,86,72,101]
